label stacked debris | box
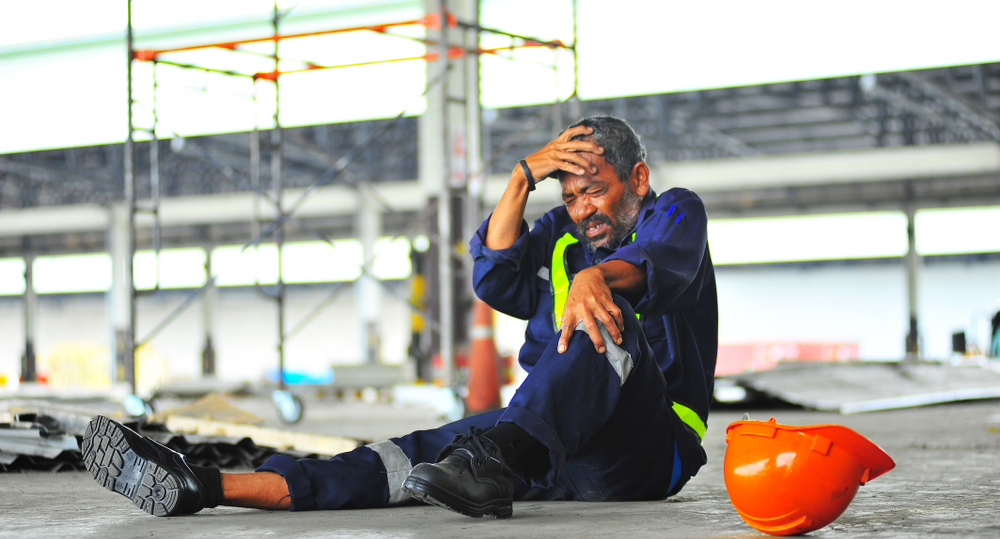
[0,412,82,472]
[0,394,361,473]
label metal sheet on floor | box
[730,361,1000,413]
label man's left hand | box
[557,267,624,354]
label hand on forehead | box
[557,151,613,183]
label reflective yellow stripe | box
[550,230,703,441]
[550,232,641,331]
[672,402,706,440]
[551,233,579,330]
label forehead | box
[557,152,617,188]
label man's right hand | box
[486,125,604,251]
[516,125,604,190]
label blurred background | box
[1,0,999,398]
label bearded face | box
[559,148,648,252]
[576,185,643,251]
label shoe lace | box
[436,426,501,464]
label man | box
[82,116,717,519]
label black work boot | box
[82,415,208,516]
[402,426,515,519]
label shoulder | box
[652,188,707,218]
[653,187,704,209]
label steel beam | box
[895,71,1000,141]
[652,141,1000,192]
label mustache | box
[579,212,613,231]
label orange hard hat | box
[724,418,895,536]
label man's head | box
[558,116,650,251]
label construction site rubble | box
[0,394,360,473]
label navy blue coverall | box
[257,187,718,510]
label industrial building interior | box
[1,1,999,537]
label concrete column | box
[419,0,479,386]
[421,0,451,385]
[904,204,922,359]
[106,204,133,385]
[462,6,483,256]
[356,188,382,364]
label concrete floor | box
[2,396,999,538]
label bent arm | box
[556,259,646,354]
[605,190,710,315]
[486,124,603,250]
[594,259,646,297]
[484,166,533,250]
[557,190,711,354]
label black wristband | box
[519,159,536,192]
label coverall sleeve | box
[603,189,709,315]
[469,215,552,320]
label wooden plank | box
[165,415,361,456]
[149,393,265,425]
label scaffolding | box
[118,0,577,403]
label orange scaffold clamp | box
[724,418,895,536]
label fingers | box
[557,305,623,355]
[607,298,624,335]
[554,139,604,159]
[522,129,604,183]
[558,124,593,142]
[557,321,573,354]
[550,150,598,176]
[557,315,610,354]
[522,143,601,184]
[558,311,605,354]
[554,126,603,155]
[558,137,603,151]
[598,305,623,346]
[583,316,606,354]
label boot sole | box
[82,416,183,517]
[402,475,513,519]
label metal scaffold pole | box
[123,0,138,395]
[119,0,567,398]
[149,61,162,288]
[437,1,455,388]
[272,3,287,391]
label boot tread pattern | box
[83,416,181,517]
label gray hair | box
[565,116,647,184]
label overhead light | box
[170,136,186,153]
[859,73,877,94]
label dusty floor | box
[1,396,998,538]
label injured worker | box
[82,115,719,519]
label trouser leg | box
[257,409,505,511]
[498,294,680,499]
[257,295,687,509]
